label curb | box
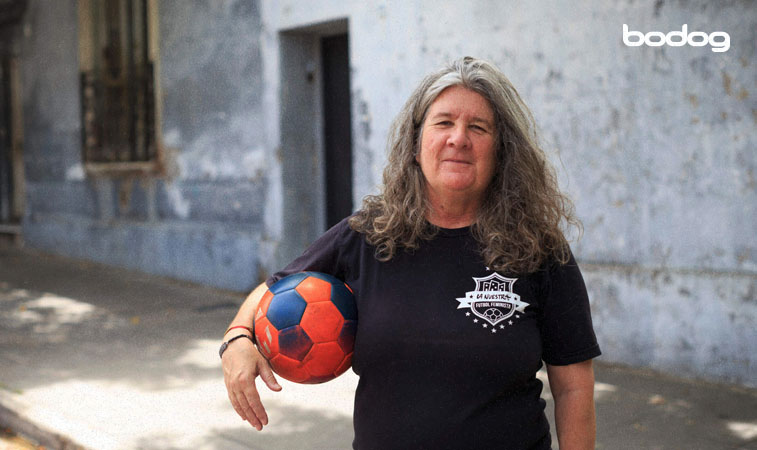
[0,402,85,450]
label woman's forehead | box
[426,86,494,120]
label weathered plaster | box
[20,0,267,291]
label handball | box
[254,272,357,384]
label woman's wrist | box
[219,333,255,359]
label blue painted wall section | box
[20,0,265,291]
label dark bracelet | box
[219,334,255,359]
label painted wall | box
[20,0,266,290]
[16,0,756,386]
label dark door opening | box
[320,33,352,229]
[0,56,17,225]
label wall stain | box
[653,0,664,17]
[686,93,699,108]
[689,57,713,81]
[355,90,372,142]
[118,178,133,213]
[652,50,672,74]
[741,284,755,304]
[546,69,563,85]
[722,72,733,96]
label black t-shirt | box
[268,217,601,450]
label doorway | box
[278,20,353,267]
[321,33,352,229]
[0,52,24,242]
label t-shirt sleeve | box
[266,217,353,287]
[539,250,601,366]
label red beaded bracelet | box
[224,325,252,337]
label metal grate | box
[0,0,27,27]
[80,0,155,165]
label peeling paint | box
[65,164,85,181]
[163,128,182,148]
[163,182,190,219]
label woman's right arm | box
[221,282,282,430]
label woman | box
[222,57,600,449]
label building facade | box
[2,0,755,387]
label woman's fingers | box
[240,358,282,428]
[241,382,268,429]
[258,358,282,392]
[222,340,278,430]
[224,376,249,422]
[236,386,264,430]
[231,365,268,429]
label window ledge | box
[84,161,163,177]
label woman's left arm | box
[546,359,596,450]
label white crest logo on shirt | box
[456,273,530,332]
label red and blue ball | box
[254,272,357,384]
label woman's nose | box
[447,125,470,148]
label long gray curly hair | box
[349,57,580,274]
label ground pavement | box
[0,244,756,449]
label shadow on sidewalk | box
[134,405,354,450]
[1,245,245,392]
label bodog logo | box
[623,24,730,53]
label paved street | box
[1,244,756,449]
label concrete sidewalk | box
[1,244,756,449]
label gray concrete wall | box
[19,0,266,291]
[15,0,756,386]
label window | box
[78,0,159,171]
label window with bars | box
[79,0,158,168]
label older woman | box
[222,57,600,449]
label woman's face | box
[417,85,497,205]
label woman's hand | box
[222,282,281,429]
[222,334,282,430]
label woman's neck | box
[425,190,481,229]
